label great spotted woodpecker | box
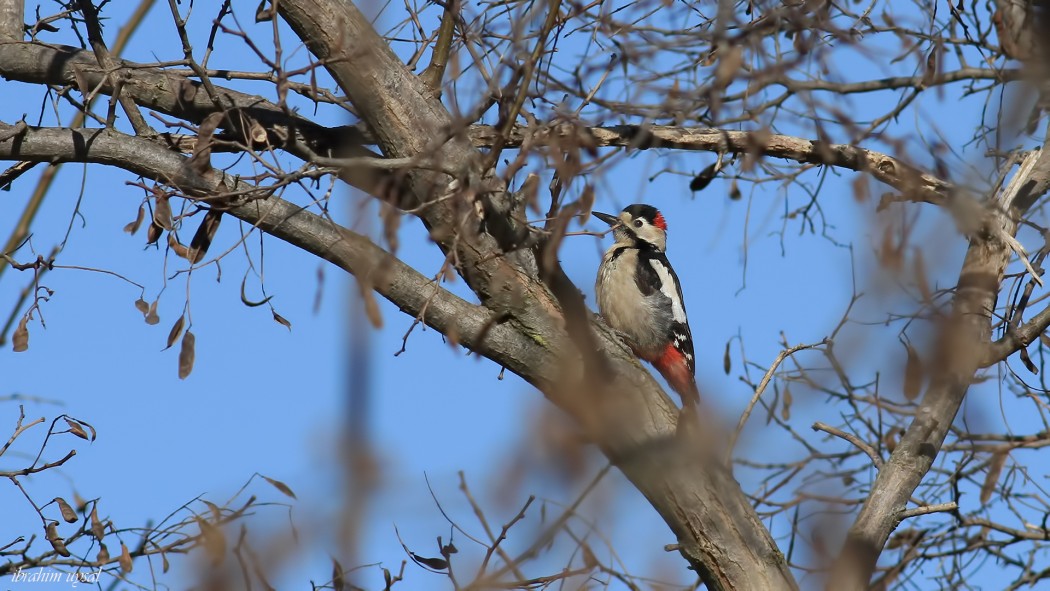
[593,204,700,408]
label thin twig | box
[899,502,958,520]
[812,421,884,470]
[726,340,826,466]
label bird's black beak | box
[592,211,619,227]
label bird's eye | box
[633,219,644,228]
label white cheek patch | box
[649,259,687,323]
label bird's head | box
[592,204,668,252]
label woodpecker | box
[593,204,700,409]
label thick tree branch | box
[0,40,954,209]
[274,2,799,589]
[0,0,22,43]
[0,122,549,383]
[0,41,392,196]
[828,147,1050,590]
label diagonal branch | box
[275,1,799,589]
[827,146,1050,590]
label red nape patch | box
[652,211,668,231]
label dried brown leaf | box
[581,542,598,569]
[578,185,597,222]
[852,175,869,203]
[55,497,78,523]
[124,204,145,235]
[119,541,133,573]
[921,47,938,88]
[714,46,743,90]
[65,418,90,440]
[689,161,719,192]
[382,205,401,253]
[728,179,741,201]
[178,330,196,379]
[168,233,191,260]
[146,299,160,326]
[780,384,793,421]
[90,505,105,540]
[250,120,267,144]
[261,474,297,500]
[362,288,383,329]
[146,222,163,245]
[46,522,71,557]
[188,210,222,263]
[165,315,185,351]
[96,542,110,564]
[203,500,223,523]
[723,340,732,375]
[913,250,932,303]
[188,112,225,175]
[982,451,1008,505]
[134,298,150,315]
[272,311,292,331]
[153,193,172,231]
[12,315,28,352]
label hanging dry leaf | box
[714,45,743,90]
[261,474,297,499]
[188,112,225,176]
[728,179,741,201]
[134,298,149,315]
[64,418,90,440]
[913,250,932,303]
[903,343,924,400]
[981,451,1008,505]
[153,193,172,231]
[124,204,145,234]
[55,497,78,523]
[178,331,196,379]
[689,161,719,192]
[361,288,383,329]
[73,491,87,512]
[96,542,110,564]
[168,233,191,260]
[46,522,71,557]
[852,175,869,203]
[723,340,732,375]
[145,299,161,326]
[272,311,292,331]
[165,315,185,351]
[781,383,793,421]
[581,542,598,569]
[382,204,401,253]
[146,221,163,245]
[90,505,105,540]
[119,541,133,573]
[12,315,28,352]
[188,210,222,263]
[920,46,938,89]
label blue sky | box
[1,1,1042,590]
